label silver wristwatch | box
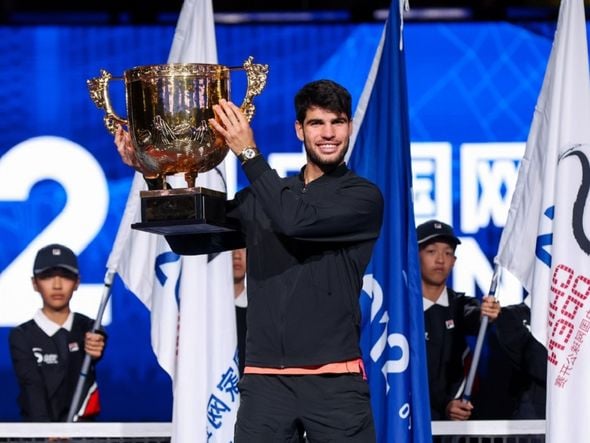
[237,146,260,164]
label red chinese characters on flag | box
[549,264,590,387]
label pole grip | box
[66,270,115,422]
[462,264,500,401]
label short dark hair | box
[294,80,352,124]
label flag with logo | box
[347,1,432,441]
[107,0,238,441]
[495,0,590,441]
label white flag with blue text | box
[347,1,432,441]
[495,0,590,441]
[107,0,238,441]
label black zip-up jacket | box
[168,156,383,368]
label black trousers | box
[234,373,376,443]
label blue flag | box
[347,1,432,441]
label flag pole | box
[462,263,500,401]
[66,269,115,422]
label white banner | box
[495,0,590,441]
[107,0,238,441]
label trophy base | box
[131,219,238,235]
[131,187,245,254]
[132,187,238,236]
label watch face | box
[244,148,256,159]
[241,148,258,160]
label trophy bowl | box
[88,57,268,240]
[88,56,268,188]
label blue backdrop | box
[0,20,572,421]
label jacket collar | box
[423,287,450,311]
[297,162,349,184]
[34,310,74,336]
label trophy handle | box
[87,69,128,135]
[239,56,269,122]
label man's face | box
[295,106,352,168]
[232,248,247,285]
[418,241,456,287]
[32,268,79,312]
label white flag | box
[107,1,238,442]
[495,0,590,441]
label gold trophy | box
[88,57,268,238]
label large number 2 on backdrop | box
[0,136,110,326]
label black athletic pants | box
[234,373,376,442]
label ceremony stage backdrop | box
[0,18,575,420]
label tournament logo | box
[560,145,590,255]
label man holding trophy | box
[114,79,384,442]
